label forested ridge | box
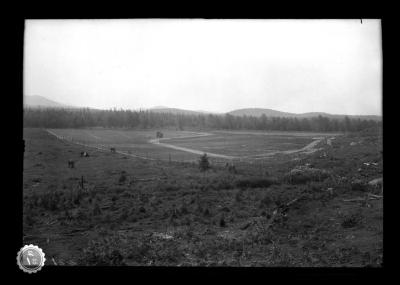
[23,107,381,132]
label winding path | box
[148,132,237,159]
[245,137,324,159]
[148,131,327,160]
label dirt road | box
[149,132,237,159]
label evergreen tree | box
[198,153,210,172]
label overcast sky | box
[24,19,382,115]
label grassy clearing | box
[23,128,382,266]
[46,128,333,162]
[166,133,315,156]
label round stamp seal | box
[16,244,46,273]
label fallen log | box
[342,198,366,202]
[343,194,383,202]
[52,257,58,266]
[135,176,168,182]
[45,220,58,226]
[286,196,301,207]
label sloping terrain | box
[24,95,73,108]
[23,127,382,266]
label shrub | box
[24,213,35,227]
[147,240,184,265]
[179,205,189,215]
[351,180,368,192]
[285,166,330,184]
[80,236,126,265]
[37,190,66,211]
[113,186,127,194]
[235,189,243,202]
[103,213,112,223]
[76,208,87,221]
[198,153,210,172]
[119,209,129,221]
[212,177,235,190]
[227,164,237,174]
[259,195,274,208]
[220,206,230,212]
[219,216,226,227]
[93,202,102,216]
[163,184,180,192]
[118,172,127,184]
[126,241,150,263]
[235,177,275,189]
[341,212,363,228]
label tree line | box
[23,107,380,132]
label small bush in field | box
[212,177,235,190]
[198,153,210,172]
[126,241,150,263]
[163,184,180,192]
[179,205,189,215]
[235,177,275,189]
[341,212,363,229]
[37,190,66,211]
[24,213,35,227]
[219,215,226,227]
[119,210,129,221]
[235,189,243,202]
[285,166,330,184]
[80,236,126,265]
[259,194,274,208]
[113,186,127,194]
[351,180,368,192]
[118,172,127,184]
[93,202,102,216]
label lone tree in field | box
[198,153,210,172]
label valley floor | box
[23,128,382,266]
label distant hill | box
[24,95,74,108]
[228,108,296,118]
[148,106,220,115]
[228,108,381,121]
[23,96,381,121]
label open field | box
[46,128,339,162]
[23,127,382,266]
[165,132,318,158]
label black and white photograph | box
[22,19,382,267]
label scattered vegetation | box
[22,127,382,267]
[235,177,276,189]
[80,235,126,265]
[284,166,330,184]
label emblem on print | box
[16,244,46,273]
